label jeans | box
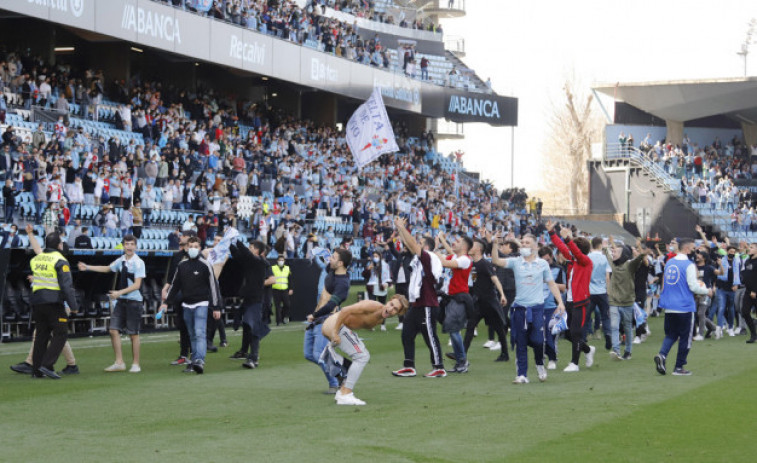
[449,331,466,363]
[714,289,735,328]
[609,305,634,355]
[585,293,610,341]
[303,324,338,387]
[510,305,545,377]
[4,204,13,223]
[183,305,208,363]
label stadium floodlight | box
[738,18,757,76]
[54,47,75,52]
[130,47,143,53]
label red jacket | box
[550,231,592,306]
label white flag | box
[346,88,399,169]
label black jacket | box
[389,247,413,286]
[165,256,222,309]
[229,241,266,303]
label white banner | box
[346,88,399,169]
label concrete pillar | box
[665,120,683,146]
[742,122,757,147]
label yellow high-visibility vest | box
[30,251,67,292]
[271,265,290,290]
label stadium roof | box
[593,77,757,125]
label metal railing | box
[605,143,679,192]
[444,35,465,54]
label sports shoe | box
[547,360,557,370]
[563,363,579,372]
[392,367,417,377]
[424,368,447,378]
[220,341,228,347]
[10,362,33,375]
[512,375,529,384]
[38,366,61,380]
[60,365,80,375]
[192,360,204,375]
[474,328,478,337]
[336,392,366,406]
[489,342,502,351]
[395,323,403,330]
[640,333,649,342]
[171,356,189,366]
[585,346,596,368]
[747,334,757,344]
[610,351,622,361]
[622,352,632,360]
[456,361,469,373]
[672,367,692,376]
[693,335,704,341]
[182,366,195,373]
[324,386,339,395]
[447,339,452,347]
[104,363,126,372]
[445,352,457,361]
[654,354,666,375]
[207,345,219,353]
[727,328,735,337]
[129,364,141,373]
[229,351,247,359]
[633,336,642,345]
[482,340,495,348]
[734,327,742,335]
[334,389,344,400]
[715,326,723,339]
[494,353,509,362]
[242,359,257,369]
[380,324,387,332]
[536,364,547,382]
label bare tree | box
[542,78,602,215]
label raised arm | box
[77,261,113,273]
[394,216,421,256]
[25,224,42,255]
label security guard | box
[27,224,79,379]
[272,256,293,325]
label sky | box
[437,0,757,192]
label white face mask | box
[278,261,285,267]
[187,248,200,259]
[373,257,380,263]
[521,248,532,258]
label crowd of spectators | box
[153,0,442,74]
[0,50,550,257]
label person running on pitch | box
[323,295,409,405]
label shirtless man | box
[323,295,409,405]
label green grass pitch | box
[2,305,755,462]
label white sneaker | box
[547,360,557,370]
[448,339,452,347]
[489,342,502,351]
[609,351,622,361]
[512,375,529,384]
[482,340,495,348]
[715,327,723,339]
[693,335,704,341]
[474,328,478,337]
[380,324,387,332]
[334,390,344,400]
[585,346,596,368]
[640,333,648,342]
[536,364,547,382]
[395,323,403,331]
[104,363,126,372]
[563,363,580,372]
[633,336,642,345]
[129,364,141,373]
[336,393,366,406]
[727,328,735,337]
[734,327,742,335]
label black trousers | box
[32,303,68,372]
[272,289,291,325]
[465,296,508,356]
[401,306,443,369]
[175,304,191,357]
[742,290,757,336]
[206,313,227,345]
[488,288,513,340]
[567,301,591,364]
